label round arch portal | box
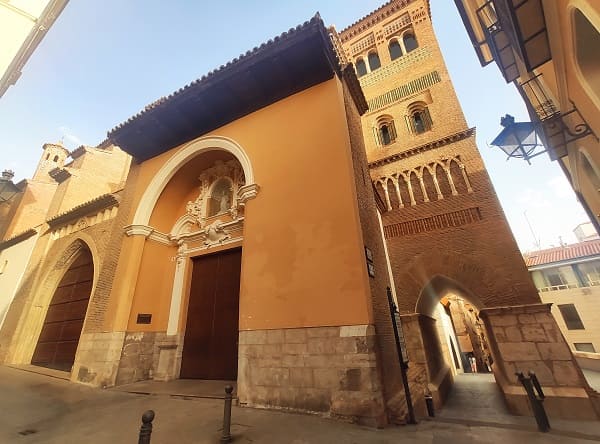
[132,136,256,226]
[416,274,485,317]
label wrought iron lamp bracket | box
[539,106,598,154]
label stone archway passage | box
[180,248,241,380]
[31,248,93,372]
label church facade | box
[0,0,598,426]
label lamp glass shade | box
[491,121,538,159]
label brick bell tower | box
[338,0,598,421]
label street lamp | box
[490,115,545,164]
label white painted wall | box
[0,234,38,328]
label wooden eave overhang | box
[107,14,365,162]
[0,228,37,251]
[47,193,119,229]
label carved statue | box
[219,189,231,213]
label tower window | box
[368,51,381,71]
[389,40,403,61]
[53,155,59,162]
[355,58,367,77]
[46,154,50,160]
[406,104,432,134]
[374,116,397,146]
[404,33,418,53]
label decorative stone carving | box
[202,220,231,246]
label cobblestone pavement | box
[0,366,598,444]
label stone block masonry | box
[237,325,387,427]
[480,303,600,420]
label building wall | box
[47,146,131,218]
[0,233,38,328]
[107,78,376,335]
[540,286,600,353]
[3,180,57,238]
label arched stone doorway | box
[400,274,492,413]
[119,138,258,385]
[31,246,94,372]
[394,251,598,420]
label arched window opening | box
[389,39,403,60]
[46,153,50,160]
[422,168,438,201]
[381,125,392,145]
[414,112,426,133]
[406,103,432,135]
[355,58,367,77]
[368,51,381,71]
[375,181,387,209]
[450,160,468,194]
[208,178,233,217]
[53,155,59,162]
[374,116,397,146]
[387,179,400,210]
[410,172,424,203]
[397,175,411,206]
[574,9,600,103]
[435,164,452,197]
[404,33,418,53]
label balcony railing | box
[538,281,600,292]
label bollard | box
[221,385,234,443]
[138,410,155,444]
[516,372,550,432]
[425,394,435,417]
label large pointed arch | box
[132,136,257,226]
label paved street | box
[0,365,599,444]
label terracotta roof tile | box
[523,240,600,267]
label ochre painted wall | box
[126,241,176,332]
[114,78,374,333]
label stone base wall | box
[73,331,183,387]
[115,332,156,385]
[481,303,600,420]
[400,313,452,416]
[152,333,183,381]
[71,331,125,388]
[237,325,386,427]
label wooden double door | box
[180,248,241,380]
[31,249,93,372]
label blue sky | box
[0,0,589,251]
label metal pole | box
[529,371,545,399]
[138,410,155,444]
[516,372,550,432]
[387,287,417,424]
[221,385,234,443]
